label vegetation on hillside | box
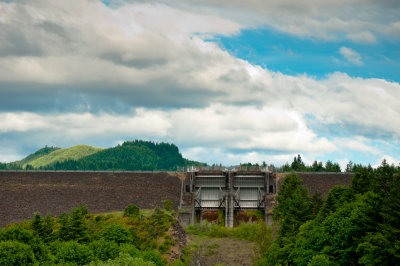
[0,140,206,171]
[41,141,204,171]
[260,160,400,265]
[0,205,179,265]
[26,145,103,168]
[14,146,60,168]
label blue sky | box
[217,28,400,83]
[0,0,399,169]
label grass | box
[184,235,257,266]
[15,146,60,167]
[26,144,103,168]
[186,220,271,242]
[185,220,274,265]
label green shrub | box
[31,212,43,236]
[68,206,90,242]
[233,222,268,241]
[0,240,36,265]
[186,221,213,236]
[0,225,50,262]
[123,205,140,217]
[100,223,131,244]
[89,240,120,261]
[87,252,155,266]
[142,250,163,266]
[0,225,36,243]
[307,254,332,266]
[163,200,173,211]
[119,243,141,258]
[186,221,230,238]
[209,223,230,238]
[57,206,90,243]
[158,235,175,254]
[53,241,93,265]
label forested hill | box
[3,140,206,171]
[13,146,60,167]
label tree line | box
[1,140,206,171]
[0,204,180,265]
[259,160,400,265]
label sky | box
[0,0,399,169]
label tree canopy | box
[260,161,400,265]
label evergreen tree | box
[290,154,306,171]
[274,173,313,240]
[68,206,89,243]
[31,212,43,237]
[41,215,55,242]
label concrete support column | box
[225,171,234,228]
[191,193,195,225]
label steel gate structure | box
[186,166,277,227]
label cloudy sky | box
[1,0,399,168]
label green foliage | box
[119,243,141,258]
[141,250,163,266]
[0,224,36,244]
[13,146,60,168]
[0,240,36,265]
[31,212,43,236]
[0,224,50,262]
[187,219,273,260]
[41,215,56,242]
[163,200,173,211]
[4,140,207,170]
[261,161,400,265]
[123,205,140,217]
[58,205,90,242]
[186,221,230,238]
[53,240,93,265]
[28,144,103,168]
[351,167,376,194]
[274,173,313,241]
[89,240,120,261]
[88,252,156,266]
[0,205,178,265]
[280,154,342,172]
[310,191,323,216]
[100,223,131,244]
[307,254,331,266]
[46,140,187,171]
[319,185,350,216]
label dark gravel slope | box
[0,171,182,227]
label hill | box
[14,146,60,167]
[45,140,203,171]
[27,145,103,168]
[4,140,206,171]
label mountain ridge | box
[10,140,205,171]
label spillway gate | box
[184,166,277,227]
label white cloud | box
[181,147,299,166]
[334,137,379,154]
[0,111,171,139]
[0,0,399,165]
[165,0,400,42]
[339,46,363,65]
[0,105,336,155]
[373,155,400,168]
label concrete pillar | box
[225,171,234,228]
[191,193,195,225]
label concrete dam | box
[0,170,353,227]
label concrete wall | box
[0,171,353,228]
[0,171,183,228]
